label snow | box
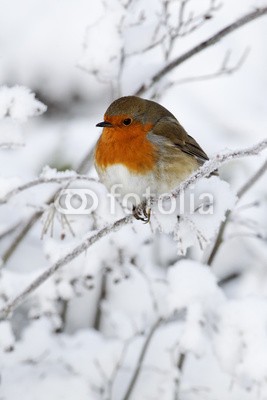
[0,321,15,351]
[0,176,21,198]
[215,298,267,387]
[152,176,237,254]
[39,165,77,179]
[0,86,46,122]
[167,260,225,356]
[167,260,224,311]
[0,119,24,148]
[0,0,267,399]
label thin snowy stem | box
[1,144,96,265]
[121,318,163,400]
[1,210,43,264]
[0,215,133,320]
[170,139,267,198]
[237,159,267,199]
[0,139,266,318]
[134,7,267,95]
[0,222,22,241]
[0,175,98,204]
[162,47,250,90]
[207,157,267,266]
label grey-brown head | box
[96,96,177,128]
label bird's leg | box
[132,201,151,223]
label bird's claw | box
[133,203,151,223]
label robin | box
[95,96,209,222]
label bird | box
[94,96,210,222]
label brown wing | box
[152,118,209,166]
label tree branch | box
[1,145,96,264]
[121,318,163,400]
[0,139,266,319]
[0,175,98,204]
[3,8,266,266]
[162,47,250,89]
[134,7,267,96]
[171,139,267,198]
[0,215,133,320]
[207,157,267,266]
[237,158,267,199]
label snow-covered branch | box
[0,216,133,320]
[237,158,267,199]
[207,157,267,265]
[1,145,96,265]
[171,138,267,198]
[0,138,266,320]
[0,174,98,204]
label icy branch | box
[0,139,266,319]
[171,139,267,198]
[0,174,98,204]
[237,158,267,199]
[1,144,96,264]
[0,216,133,320]
[207,157,267,265]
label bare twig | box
[93,269,107,331]
[2,210,43,264]
[0,175,98,204]
[172,0,222,39]
[3,7,267,267]
[171,139,267,198]
[134,7,267,95]
[121,318,163,400]
[174,352,186,400]
[163,47,250,88]
[1,145,96,264]
[237,159,267,199]
[0,215,133,320]
[93,335,136,399]
[0,222,22,241]
[0,139,266,318]
[207,157,267,266]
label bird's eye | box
[123,118,132,126]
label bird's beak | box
[96,121,113,128]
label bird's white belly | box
[98,164,157,206]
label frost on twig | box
[0,139,266,321]
[0,215,133,320]
[0,166,98,205]
[134,6,267,96]
[206,158,267,265]
[2,4,266,271]
[78,0,222,96]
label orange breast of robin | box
[95,119,157,174]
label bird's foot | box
[132,202,151,223]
